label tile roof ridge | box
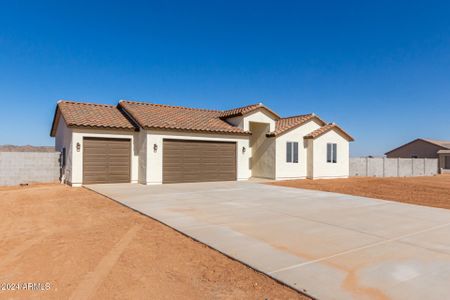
[223,102,262,111]
[313,123,335,130]
[219,102,283,119]
[58,99,115,108]
[304,122,354,141]
[119,99,222,113]
[279,113,314,120]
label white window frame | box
[286,141,299,163]
[327,143,337,163]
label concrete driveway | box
[88,181,450,300]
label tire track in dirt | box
[69,224,142,300]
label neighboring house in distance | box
[385,138,450,173]
[50,100,354,186]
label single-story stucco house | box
[385,138,450,173]
[50,100,354,186]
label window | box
[286,142,299,163]
[327,143,337,163]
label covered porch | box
[438,150,450,173]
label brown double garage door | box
[83,137,131,184]
[163,139,237,183]
[83,138,237,184]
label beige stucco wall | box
[144,130,251,184]
[54,118,72,184]
[249,123,276,179]
[137,130,148,184]
[310,129,350,179]
[306,139,314,179]
[226,109,276,132]
[274,119,322,180]
[70,129,139,187]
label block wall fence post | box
[423,158,426,176]
[366,157,369,176]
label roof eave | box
[50,102,65,137]
[385,138,448,155]
[220,105,281,120]
[142,126,251,136]
[437,149,450,154]
[49,107,60,137]
[266,115,326,138]
[67,124,138,132]
[304,127,355,142]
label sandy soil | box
[270,175,450,210]
[0,184,307,300]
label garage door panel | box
[108,147,130,152]
[109,167,131,174]
[83,157,108,164]
[83,138,131,184]
[83,166,109,173]
[107,155,130,161]
[163,139,236,183]
[108,156,130,162]
[108,163,130,168]
[108,174,130,180]
[83,153,109,158]
[83,165,109,170]
[83,176,108,184]
[83,149,109,156]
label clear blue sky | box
[1,1,449,156]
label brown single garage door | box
[83,137,131,184]
[163,139,237,183]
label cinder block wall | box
[0,152,60,186]
[350,157,438,177]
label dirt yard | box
[0,184,307,300]
[270,175,450,210]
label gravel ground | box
[270,175,450,210]
[0,184,308,300]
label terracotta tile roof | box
[50,100,353,141]
[304,123,354,141]
[50,100,136,136]
[219,103,280,119]
[119,100,250,135]
[267,114,320,137]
